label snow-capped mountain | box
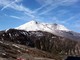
[0,21,80,59]
[16,20,80,40]
[16,20,69,32]
[0,21,80,60]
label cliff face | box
[0,29,80,60]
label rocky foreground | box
[0,29,80,60]
[0,40,56,60]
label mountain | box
[16,20,69,32]
[16,20,80,40]
[0,21,80,60]
[0,29,80,60]
[0,29,57,60]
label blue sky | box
[0,0,80,32]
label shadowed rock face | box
[0,29,80,60]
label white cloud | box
[0,0,35,18]
[0,0,79,22]
[38,2,61,15]
[10,15,33,21]
[24,12,35,19]
[35,0,79,15]
[10,15,22,19]
[33,0,54,13]
[64,13,80,23]
[36,0,78,6]
[61,0,79,6]
[33,3,48,13]
[1,0,21,11]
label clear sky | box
[0,0,80,32]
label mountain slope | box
[0,38,55,60]
[16,20,80,40]
[0,29,80,57]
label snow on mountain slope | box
[16,20,70,32]
[16,20,80,41]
